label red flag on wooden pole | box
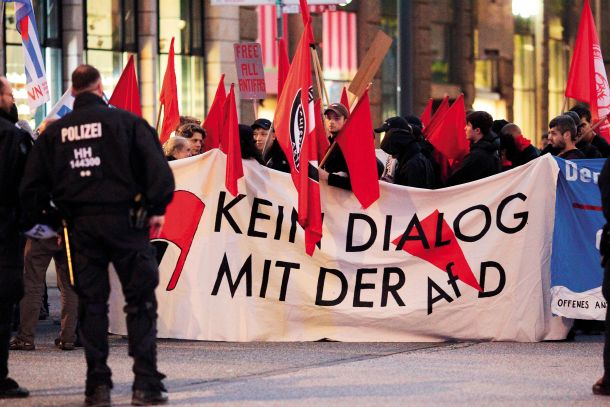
[203,74,226,151]
[108,55,142,117]
[159,37,180,144]
[223,84,243,197]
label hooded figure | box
[380,128,436,189]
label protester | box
[447,111,501,186]
[9,235,79,351]
[548,115,585,160]
[319,103,351,189]
[178,115,201,128]
[499,123,540,168]
[251,119,290,173]
[239,124,263,163]
[570,104,610,158]
[176,122,205,155]
[406,114,442,188]
[20,65,173,406]
[374,116,411,183]
[564,111,602,158]
[163,136,191,161]
[380,127,436,188]
[0,76,30,398]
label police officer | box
[20,65,174,406]
[0,76,30,398]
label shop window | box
[513,34,536,140]
[431,23,450,84]
[158,0,205,117]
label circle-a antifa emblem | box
[289,89,305,169]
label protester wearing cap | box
[374,116,410,183]
[252,118,272,154]
[319,103,352,190]
[252,118,290,173]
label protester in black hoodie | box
[499,123,540,168]
[448,111,501,186]
[571,104,610,158]
[380,127,435,188]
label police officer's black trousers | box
[70,213,165,393]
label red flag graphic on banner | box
[223,84,243,197]
[108,55,142,117]
[278,38,290,99]
[420,98,433,130]
[340,87,350,110]
[203,74,226,151]
[566,0,610,140]
[159,37,180,144]
[333,88,380,209]
[427,94,469,161]
[273,22,322,255]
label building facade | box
[0,0,607,147]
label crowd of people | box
[3,63,610,406]
[162,99,610,191]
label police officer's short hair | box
[466,111,494,136]
[71,65,101,92]
[549,115,577,141]
[177,123,206,139]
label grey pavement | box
[2,287,609,406]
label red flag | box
[223,84,243,196]
[278,38,290,99]
[273,22,322,255]
[565,0,610,140]
[423,95,449,137]
[427,94,468,161]
[420,98,433,129]
[334,88,380,209]
[299,0,315,44]
[108,55,142,117]
[314,99,330,161]
[203,74,226,151]
[340,87,350,110]
[159,37,180,144]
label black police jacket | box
[20,93,175,219]
[447,134,501,186]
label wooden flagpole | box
[155,104,163,134]
[561,96,568,114]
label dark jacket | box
[264,140,290,173]
[576,140,602,158]
[323,135,352,190]
[381,129,436,188]
[20,93,175,220]
[448,134,501,186]
[500,133,540,168]
[558,148,586,160]
[0,114,31,301]
[591,134,610,158]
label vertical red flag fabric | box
[423,95,449,137]
[203,74,226,151]
[420,98,433,129]
[565,0,610,140]
[273,22,322,255]
[426,94,468,161]
[333,88,380,209]
[278,38,290,99]
[299,0,315,44]
[314,99,330,161]
[224,84,243,196]
[108,55,142,117]
[159,37,180,144]
[340,87,350,110]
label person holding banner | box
[320,103,351,190]
[548,115,585,160]
[0,76,30,399]
[252,118,290,173]
[19,65,174,406]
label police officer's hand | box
[149,215,165,238]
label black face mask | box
[0,103,19,124]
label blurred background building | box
[0,0,607,147]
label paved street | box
[2,288,607,406]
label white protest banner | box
[109,152,564,342]
[234,42,266,100]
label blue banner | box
[551,157,607,320]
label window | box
[513,34,536,140]
[85,0,137,97]
[158,0,205,117]
[3,0,62,125]
[380,0,398,121]
[548,18,567,118]
[475,50,500,92]
[431,23,450,84]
